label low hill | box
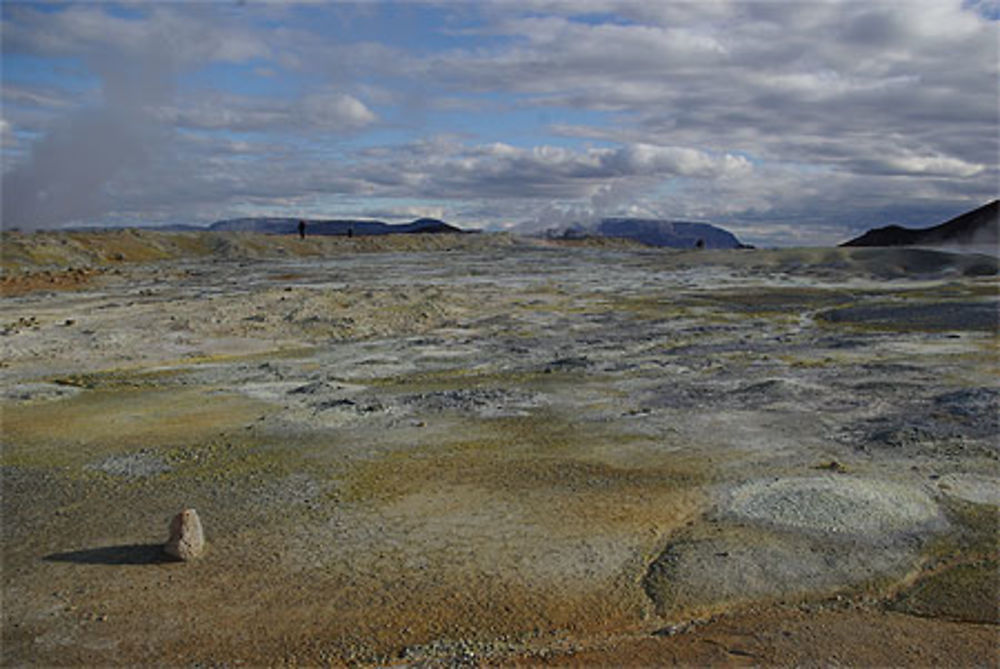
[597,218,748,249]
[549,218,749,249]
[209,217,465,236]
[841,200,999,249]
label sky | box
[1,0,998,246]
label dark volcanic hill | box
[209,217,464,236]
[841,200,999,248]
[551,218,749,249]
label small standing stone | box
[164,508,204,560]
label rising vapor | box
[2,33,176,231]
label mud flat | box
[2,232,997,665]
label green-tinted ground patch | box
[1,386,270,468]
[685,287,859,315]
[366,365,606,396]
[892,280,999,301]
[159,438,303,485]
[52,368,187,390]
[46,347,317,389]
[817,300,999,333]
[930,498,1000,558]
[895,497,1000,622]
[337,405,704,507]
[599,295,713,322]
[337,411,595,504]
[890,559,999,623]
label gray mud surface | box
[2,237,997,665]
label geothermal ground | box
[1,230,998,666]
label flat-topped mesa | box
[164,508,205,561]
[544,218,752,249]
[208,217,466,236]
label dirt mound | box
[644,476,948,617]
[0,267,103,296]
[722,476,944,536]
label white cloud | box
[144,89,379,134]
[301,93,377,130]
[1,1,995,239]
[876,153,985,178]
[2,4,270,67]
[0,118,13,147]
[613,144,751,179]
[341,139,753,209]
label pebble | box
[164,508,205,561]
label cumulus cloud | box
[345,139,751,203]
[1,0,995,241]
[301,92,377,130]
[156,91,377,133]
[1,3,270,69]
[404,1,994,240]
[1,4,378,229]
[863,152,985,178]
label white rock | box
[164,508,205,560]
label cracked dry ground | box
[2,240,998,666]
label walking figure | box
[298,220,306,239]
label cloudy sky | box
[2,1,997,245]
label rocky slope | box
[842,200,999,249]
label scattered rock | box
[1,315,40,335]
[287,380,333,395]
[164,508,205,561]
[932,387,1000,438]
[3,382,82,403]
[404,387,538,416]
[545,355,590,372]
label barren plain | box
[2,230,998,666]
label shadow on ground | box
[44,543,175,566]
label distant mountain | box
[841,200,999,248]
[396,218,467,234]
[548,218,749,249]
[154,223,212,232]
[208,217,465,236]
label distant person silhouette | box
[298,220,306,239]
[695,238,705,249]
